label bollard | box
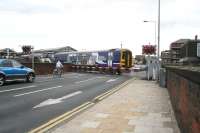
[159,68,166,87]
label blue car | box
[0,59,35,86]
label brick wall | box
[22,63,72,75]
[167,68,200,133]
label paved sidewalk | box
[51,78,180,133]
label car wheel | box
[27,73,35,83]
[0,75,5,86]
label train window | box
[113,51,120,62]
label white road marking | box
[75,77,104,84]
[66,73,83,76]
[37,77,65,83]
[0,85,36,93]
[106,78,119,83]
[72,76,81,78]
[65,74,87,79]
[35,73,82,82]
[14,86,62,97]
[33,91,82,108]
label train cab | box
[120,49,132,68]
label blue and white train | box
[54,48,132,69]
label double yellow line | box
[29,77,135,133]
[29,102,94,133]
[94,77,135,101]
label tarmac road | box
[0,72,131,133]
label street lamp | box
[143,20,157,55]
[143,0,160,59]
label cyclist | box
[54,60,63,77]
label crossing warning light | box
[142,45,156,55]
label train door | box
[124,51,131,67]
[120,50,125,67]
[121,50,132,68]
[128,51,132,68]
[108,51,113,67]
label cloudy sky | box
[0,0,200,55]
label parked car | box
[132,64,147,72]
[0,59,35,86]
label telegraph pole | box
[31,46,34,70]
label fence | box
[22,63,72,75]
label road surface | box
[0,72,131,133]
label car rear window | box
[1,60,12,67]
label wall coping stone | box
[165,66,200,85]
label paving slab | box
[51,78,180,133]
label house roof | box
[0,48,16,54]
[171,39,191,44]
[33,46,77,53]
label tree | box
[22,45,33,54]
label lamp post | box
[143,20,157,55]
[158,0,160,59]
[143,0,160,59]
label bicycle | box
[52,68,63,78]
